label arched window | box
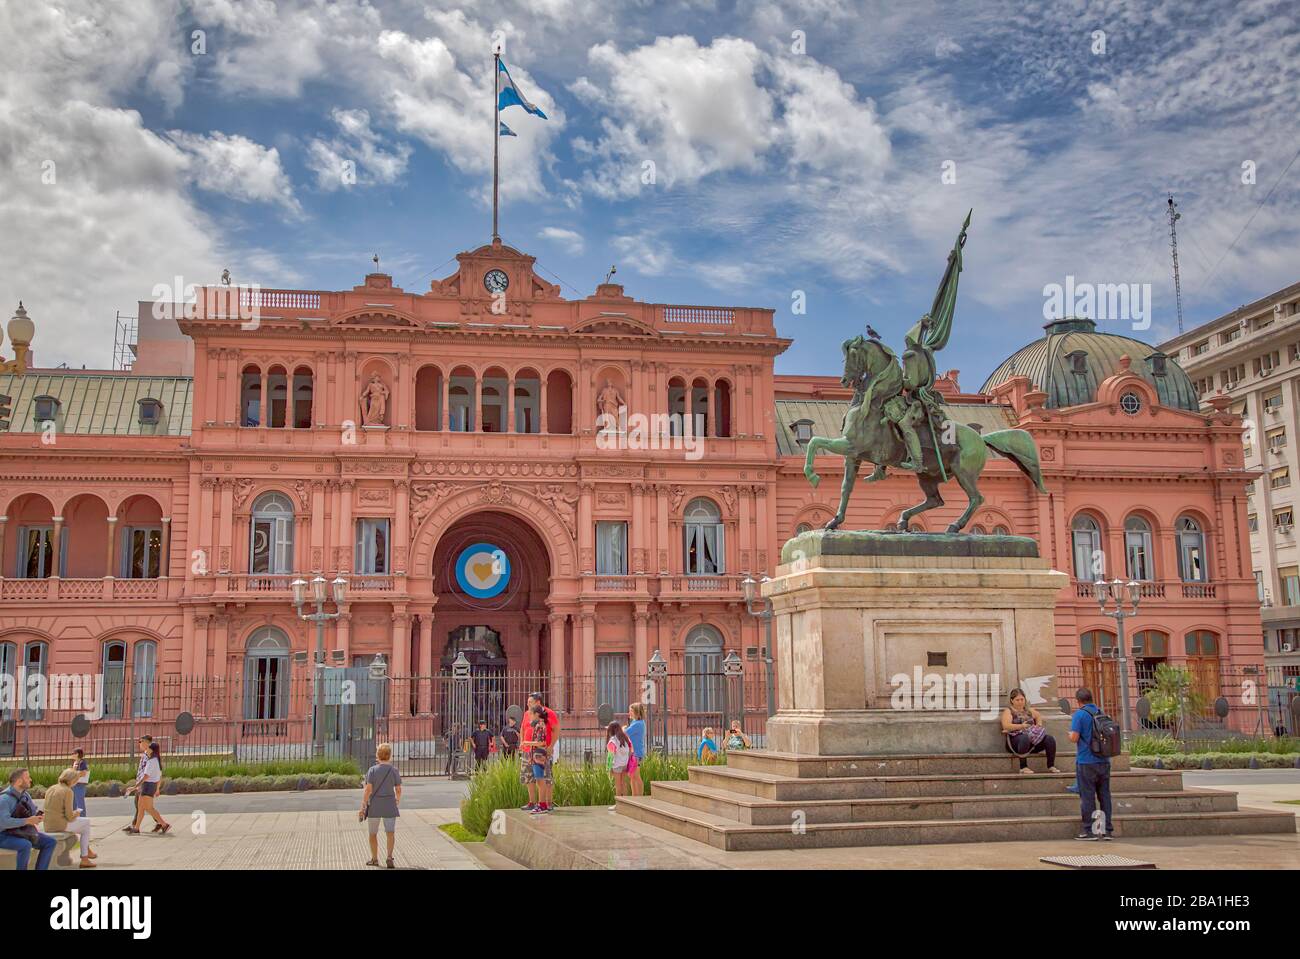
[244,628,290,720]
[1185,630,1221,717]
[102,641,127,719]
[1071,514,1103,581]
[0,643,15,742]
[250,492,295,574]
[970,524,987,535]
[993,525,1010,535]
[1124,516,1155,581]
[240,365,262,427]
[795,522,813,537]
[133,640,157,718]
[1177,516,1207,582]
[684,625,724,713]
[684,498,725,574]
[292,366,314,429]
[21,642,47,720]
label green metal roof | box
[0,372,192,436]
[775,399,1014,456]
[981,318,1199,411]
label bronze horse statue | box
[803,334,1047,533]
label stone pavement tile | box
[79,806,483,870]
[489,806,1300,870]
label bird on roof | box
[866,324,882,341]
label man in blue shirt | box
[0,768,57,870]
[1068,688,1113,840]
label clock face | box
[484,269,509,294]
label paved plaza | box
[31,770,1298,870]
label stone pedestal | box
[763,530,1069,756]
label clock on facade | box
[484,269,509,294]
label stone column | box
[580,606,596,711]
[338,480,354,572]
[390,608,410,702]
[655,484,669,573]
[258,369,269,428]
[394,480,409,575]
[631,484,646,574]
[634,606,649,689]
[310,482,325,572]
[474,374,483,432]
[548,612,567,711]
[440,372,450,431]
[418,612,434,713]
[706,382,715,437]
[104,515,119,577]
[396,354,410,430]
[0,516,7,578]
[218,479,234,573]
[507,374,516,433]
[159,517,171,579]
[539,374,549,434]
[578,483,594,574]
[336,610,352,663]
[213,614,230,685]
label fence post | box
[722,650,743,737]
[450,653,472,778]
[647,649,668,756]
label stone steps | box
[724,749,1130,778]
[615,794,1298,852]
[614,748,1297,852]
[686,765,1183,802]
[650,779,1238,825]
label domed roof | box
[981,318,1200,411]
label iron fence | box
[0,667,770,776]
[1057,662,1300,750]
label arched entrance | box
[425,511,553,676]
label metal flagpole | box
[492,51,500,241]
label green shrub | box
[1128,734,1300,757]
[22,756,359,789]
[458,752,702,835]
[1131,752,1300,769]
[439,822,485,843]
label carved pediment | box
[572,314,658,337]
[332,307,421,329]
[428,239,563,303]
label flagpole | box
[492,50,500,241]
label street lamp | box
[741,573,777,719]
[1094,577,1140,734]
[293,574,348,756]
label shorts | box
[367,817,396,834]
[140,781,158,797]
[520,753,553,784]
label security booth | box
[319,664,386,768]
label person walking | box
[0,768,56,870]
[625,702,647,796]
[122,735,152,834]
[125,742,170,834]
[71,749,90,816]
[361,742,402,868]
[1069,687,1114,841]
[471,721,493,769]
[44,768,95,868]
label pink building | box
[0,241,1269,758]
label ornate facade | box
[0,240,1267,732]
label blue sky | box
[2,0,1298,383]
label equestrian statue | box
[802,210,1047,534]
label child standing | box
[606,721,634,806]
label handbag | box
[5,789,42,844]
[360,765,394,822]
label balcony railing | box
[230,573,395,595]
[1072,579,1219,600]
[0,577,164,601]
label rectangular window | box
[1268,428,1287,449]
[595,522,628,575]
[1192,340,1209,356]
[1264,390,1284,411]
[121,526,162,578]
[1273,508,1293,529]
[1248,514,1258,532]
[1271,467,1290,489]
[15,526,63,578]
[354,519,390,574]
[596,653,630,712]
[1280,566,1300,606]
[685,523,726,574]
[1220,328,1241,345]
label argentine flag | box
[499,121,517,137]
[497,59,548,119]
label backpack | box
[1085,705,1122,758]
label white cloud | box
[306,108,411,191]
[168,130,301,214]
[538,227,585,255]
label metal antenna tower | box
[1167,194,1185,333]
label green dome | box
[981,318,1200,411]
